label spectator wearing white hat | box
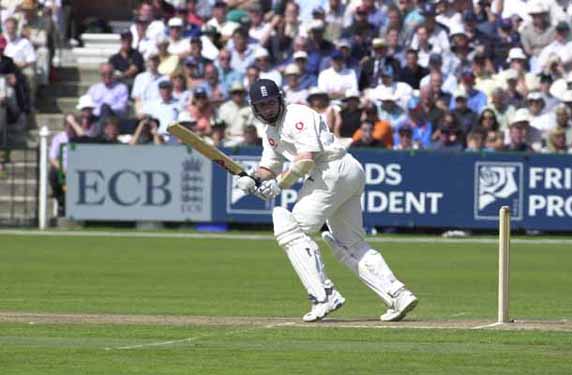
[282,63,309,105]
[292,49,318,89]
[306,87,340,133]
[526,90,556,134]
[254,47,282,87]
[217,80,249,146]
[64,95,99,138]
[519,1,555,69]
[358,37,401,90]
[504,108,543,151]
[167,17,191,57]
[375,87,407,127]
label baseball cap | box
[527,1,548,14]
[312,6,325,16]
[499,18,513,29]
[168,17,184,27]
[293,50,308,60]
[510,108,530,125]
[372,38,386,47]
[76,95,95,110]
[556,21,570,31]
[527,91,543,101]
[254,47,270,59]
[343,88,360,100]
[507,47,526,61]
[306,87,329,101]
[336,39,351,49]
[120,30,132,40]
[308,19,325,31]
[229,81,246,92]
[429,53,443,66]
[284,63,300,76]
[159,80,173,89]
[461,69,475,81]
[449,24,466,38]
[184,56,198,66]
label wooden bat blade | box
[168,123,246,176]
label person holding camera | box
[129,116,165,145]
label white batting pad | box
[273,207,327,302]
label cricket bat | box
[168,122,249,178]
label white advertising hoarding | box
[66,145,212,221]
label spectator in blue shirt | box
[449,70,487,114]
[394,96,432,148]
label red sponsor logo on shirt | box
[268,137,277,147]
[295,121,304,130]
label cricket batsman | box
[236,79,418,322]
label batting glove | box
[256,179,282,200]
[236,175,258,194]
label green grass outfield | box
[0,231,571,374]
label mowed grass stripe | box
[1,229,572,244]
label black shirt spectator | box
[109,32,145,86]
[399,49,429,89]
[337,92,363,138]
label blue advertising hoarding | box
[213,148,572,231]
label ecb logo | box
[226,156,274,215]
[474,162,523,220]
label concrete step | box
[48,81,91,97]
[0,202,37,218]
[109,21,132,34]
[36,113,66,130]
[1,149,38,162]
[0,179,38,196]
[37,96,79,114]
[54,67,101,84]
[2,161,38,179]
[81,33,120,46]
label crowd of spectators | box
[47,0,572,213]
[1,0,66,147]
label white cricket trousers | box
[292,152,366,247]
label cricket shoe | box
[326,287,346,314]
[380,288,418,322]
[303,301,330,322]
